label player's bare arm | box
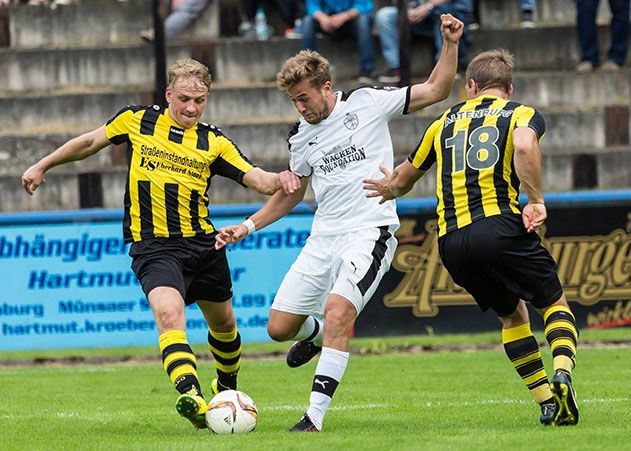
[363,161,425,204]
[407,14,463,113]
[242,168,300,195]
[513,126,546,232]
[215,178,309,249]
[21,125,110,195]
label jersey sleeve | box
[514,106,545,139]
[209,134,255,186]
[287,122,313,177]
[408,118,440,170]
[365,86,411,120]
[105,105,140,144]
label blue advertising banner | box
[0,214,313,351]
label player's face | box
[166,77,209,128]
[287,79,332,124]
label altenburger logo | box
[385,218,631,318]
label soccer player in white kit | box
[215,14,464,432]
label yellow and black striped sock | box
[159,329,202,396]
[544,305,578,374]
[208,328,241,390]
[502,323,553,404]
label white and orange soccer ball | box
[205,390,258,434]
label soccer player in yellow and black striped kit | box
[364,49,579,426]
[21,59,299,430]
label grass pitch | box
[1,331,629,450]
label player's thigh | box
[272,236,334,317]
[439,225,519,317]
[330,225,398,315]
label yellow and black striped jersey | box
[409,95,545,237]
[105,105,254,243]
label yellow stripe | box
[531,384,553,404]
[209,328,238,341]
[163,351,197,369]
[548,338,576,353]
[524,369,548,386]
[159,329,187,351]
[208,347,241,360]
[215,361,241,373]
[170,364,197,381]
[501,323,532,342]
[512,350,541,367]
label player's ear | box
[507,84,514,97]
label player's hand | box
[363,165,395,204]
[522,202,547,233]
[279,170,300,194]
[214,224,249,249]
[439,13,464,44]
[21,165,46,196]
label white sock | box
[293,316,323,346]
[306,346,349,430]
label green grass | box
[1,330,630,450]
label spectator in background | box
[140,0,210,42]
[375,0,473,84]
[301,0,377,84]
[238,0,305,39]
[519,0,535,28]
[575,0,629,73]
[279,0,306,38]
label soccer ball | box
[205,390,258,434]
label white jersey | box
[288,86,411,235]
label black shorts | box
[129,234,232,305]
[438,214,563,317]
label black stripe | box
[196,127,209,151]
[402,86,412,115]
[503,336,537,360]
[552,347,576,359]
[164,183,181,237]
[464,99,495,222]
[357,226,391,296]
[526,377,549,390]
[311,374,339,397]
[305,317,320,342]
[122,142,134,242]
[493,101,519,214]
[546,329,578,346]
[140,107,162,136]
[210,354,241,367]
[166,358,197,375]
[189,190,205,235]
[209,156,247,186]
[516,358,545,378]
[207,331,241,353]
[168,126,185,144]
[545,310,576,326]
[161,343,193,361]
[138,180,154,238]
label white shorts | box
[272,225,398,317]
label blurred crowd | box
[3,0,628,81]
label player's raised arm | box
[21,125,110,195]
[407,13,463,113]
[215,177,309,249]
[363,161,425,204]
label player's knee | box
[267,322,294,342]
[155,305,184,330]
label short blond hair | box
[465,49,514,93]
[168,58,211,92]
[276,50,331,91]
